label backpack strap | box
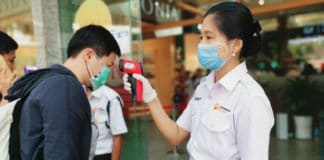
[104,100,111,129]
[105,96,123,129]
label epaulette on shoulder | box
[240,75,265,97]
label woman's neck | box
[214,59,240,83]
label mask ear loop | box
[89,52,106,78]
[93,53,107,74]
[224,39,237,61]
[221,43,235,62]
[85,56,94,78]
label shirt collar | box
[205,70,216,90]
[204,61,248,91]
[219,61,248,91]
[90,88,102,99]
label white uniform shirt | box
[177,62,274,160]
[89,86,128,155]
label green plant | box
[285,76,322,116]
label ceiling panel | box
[178,0,296,10]
[287,11,324,28]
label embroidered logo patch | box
[213,103,230,112]
[213,103,221,110]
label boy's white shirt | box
[89,85,128,155]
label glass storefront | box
[57,0,148,159]
[0,0,36,77]
[1,0,324,159]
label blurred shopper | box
[0,31,18,102]
[123,2,274,160]
[174,70,191,114]
[0,92,2,103]
[6,25,121,160]
[189,68,203,94]
[302,63,317,76]
[87,84,127,160]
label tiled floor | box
[269,137,320,160]
[122,119,321,160]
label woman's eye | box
[199,35,203,40]
[206,36,213,40]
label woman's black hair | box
[0,31,18,55]
[204,2,262,58]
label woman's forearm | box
[147,98,188,145]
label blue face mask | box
[197,44,228,71]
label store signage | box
[140,0,180,23]
[302,23,324,36]
[303,26,315,35]
[0,0,29,15]
[109,25,131,54]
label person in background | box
[302,63,317,76]
[84,48,127,160]
[87,83,128,160]
[0,92,2,103]
[190,68,203,93]
[123,2,274,160]
[6,25,121,160]
[0,31,18,102]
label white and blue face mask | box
[197,43,232,71]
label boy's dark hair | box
[205,2,262,58]
[67,25,121,58]
[0,31,18,55]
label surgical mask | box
[90,66,110,90]
[86,55,111,90]
[197,43,231,71]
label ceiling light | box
[73,0,112,31]
[154,27,183,37]
[197,24,202,31]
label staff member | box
[123,2,274,160]
[88,85,128,160]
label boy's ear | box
[81,48,94,61]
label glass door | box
[57,0,148,159]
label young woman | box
[0,31,18,104]
[124,2,274,160]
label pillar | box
[31,0,63,67]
